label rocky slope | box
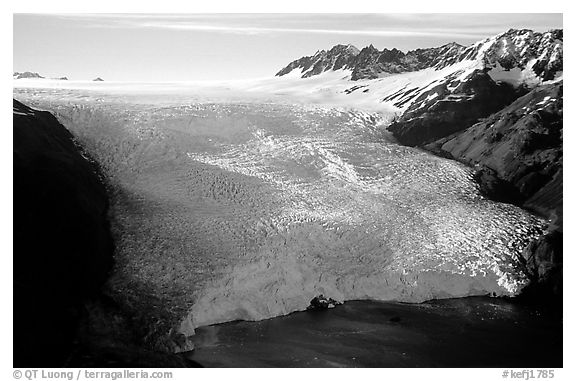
[385,29,562,146]
[430,82,563,300]
[436,82,562,220]
[387,71,524,146]
[13,99,198,366]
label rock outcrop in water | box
[307,295,342,310]
[13,99,199,366]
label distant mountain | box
[13,72,69,80]
[13,72,44,79]
[277,42,466,80]
[276,44,360,78]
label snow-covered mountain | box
[277,42,466,80]
[277,29,563,83]
[276,44,361,78]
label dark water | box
[189,297,562,368]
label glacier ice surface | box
[13,86,546,341]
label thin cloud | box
[140,23,492,39]
[63,15,495,39]
[41,13,562,40]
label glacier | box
[13,84,546,347]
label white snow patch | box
[487,62,542,88]
[13,105,34,116]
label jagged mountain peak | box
[459,28,563,81]
[276,43,362,78]
[329,44,360,55]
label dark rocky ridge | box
[276,42,465,80]
[383,29,562,147]
[13,99,199,367]
[387,70,527,146]
[276,44,360,78]
[438,82,562,222]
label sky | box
[13,13,563,82]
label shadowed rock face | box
[13,99,115,366]
[13,100,200,367]
[520,230,562,302]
